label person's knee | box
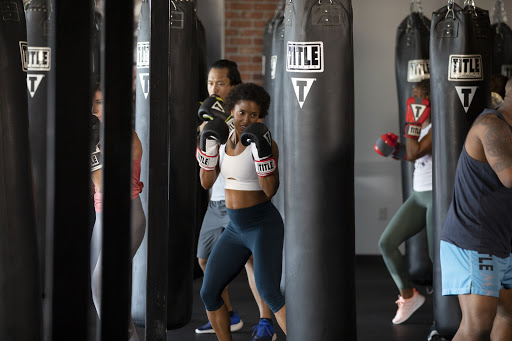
[198,258,207,272]
[378,235,392,255]
[461,312,496,337]
[200,283,223,311]
[255,282,284,313]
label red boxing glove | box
[374,133,399,157]
[404,97,430,140]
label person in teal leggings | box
[375,79,433,324]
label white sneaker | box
[392,288,425,324]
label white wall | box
[353,0,497,254]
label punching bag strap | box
[464,0,477,15]
[409,0,423,15]
[491,0,508,25]
[446,0,455,20]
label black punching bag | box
[394,2,432,286]
[283,1,356,340]
[0,1,43,339]
[430,2,492,337]
[132,0,149,326]
[168,0,198,329]
[194,16,209,280]
[491,0,512,77]
[269,7,285,220]
[25,0,52,290]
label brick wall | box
[225,0,281,84]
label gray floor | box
[127,256,437,341]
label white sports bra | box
[221,132,262,191]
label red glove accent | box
[404,97,430,140]
[374,133,399,157]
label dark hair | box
[225,83,271,118]
[210,59,242,86]
[414,79,430,99]
[491,74,508,99]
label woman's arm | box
[258,141,279,198]
[200,166,220,190]
[406,130,432,162]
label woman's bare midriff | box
[225,188,270,210]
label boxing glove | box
[196,118,229,171]
[374,133,406,160]
[198,95,234,131]
[90,116,103,172]
[404,97,430,140]
[241,123,276,177]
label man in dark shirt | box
[441,77,512,340]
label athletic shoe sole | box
[392,294,426,324]
[195,320,244,334]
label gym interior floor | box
[129,256,435,341]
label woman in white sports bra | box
[196,83,286,340]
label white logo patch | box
[27,47,51,71]
[502,64,512,78]
[26,74,45,97]
[139,73,149,99]
[263,130,272,147]
[270,55,277,80]
[211,100,225,113]
[449,55,483,81]
[137,42,149,68]
[455,86,478,113]
[286,41,323,72]
[407,59,430,82]
[291,77,316,108]
[411,104,427,122]
[19,41,28,71]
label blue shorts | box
[440,240,512,297]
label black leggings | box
[200,200,285,313]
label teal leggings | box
[378,190,433,291]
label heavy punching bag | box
[491,0,512,78]
[194,15,209,280]
[395,0,432,286]
[262,7,277,97]
[0,0,43,339]
[132,0,149,326]
[430,1,492,337]
[25,0,52,291]
[168,0,198,329]
[269,5,285,220]
[283,1,356,340]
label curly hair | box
[225,83,271,118]
[414,79,431,99]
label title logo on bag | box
[139,73,149,99]
[137,42,150,68]
[455,86,478,113]
[19,41,28,71]
[271,55,277,79]
[291,77,316,108]
[449,55,483,81]
[287,42,323,72]
[407,59,430,82]
[502,65,512,79]
[27,47,51,71]
[27,74,45,98]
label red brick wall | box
[225,0,281,84]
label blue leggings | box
[200,200,285,313]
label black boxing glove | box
[198,95,234,131]
[241,122,276,177]
[196,118,229,171]
[90,116,103,172]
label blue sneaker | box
[251,319,277,341]
[194,310,244,334]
